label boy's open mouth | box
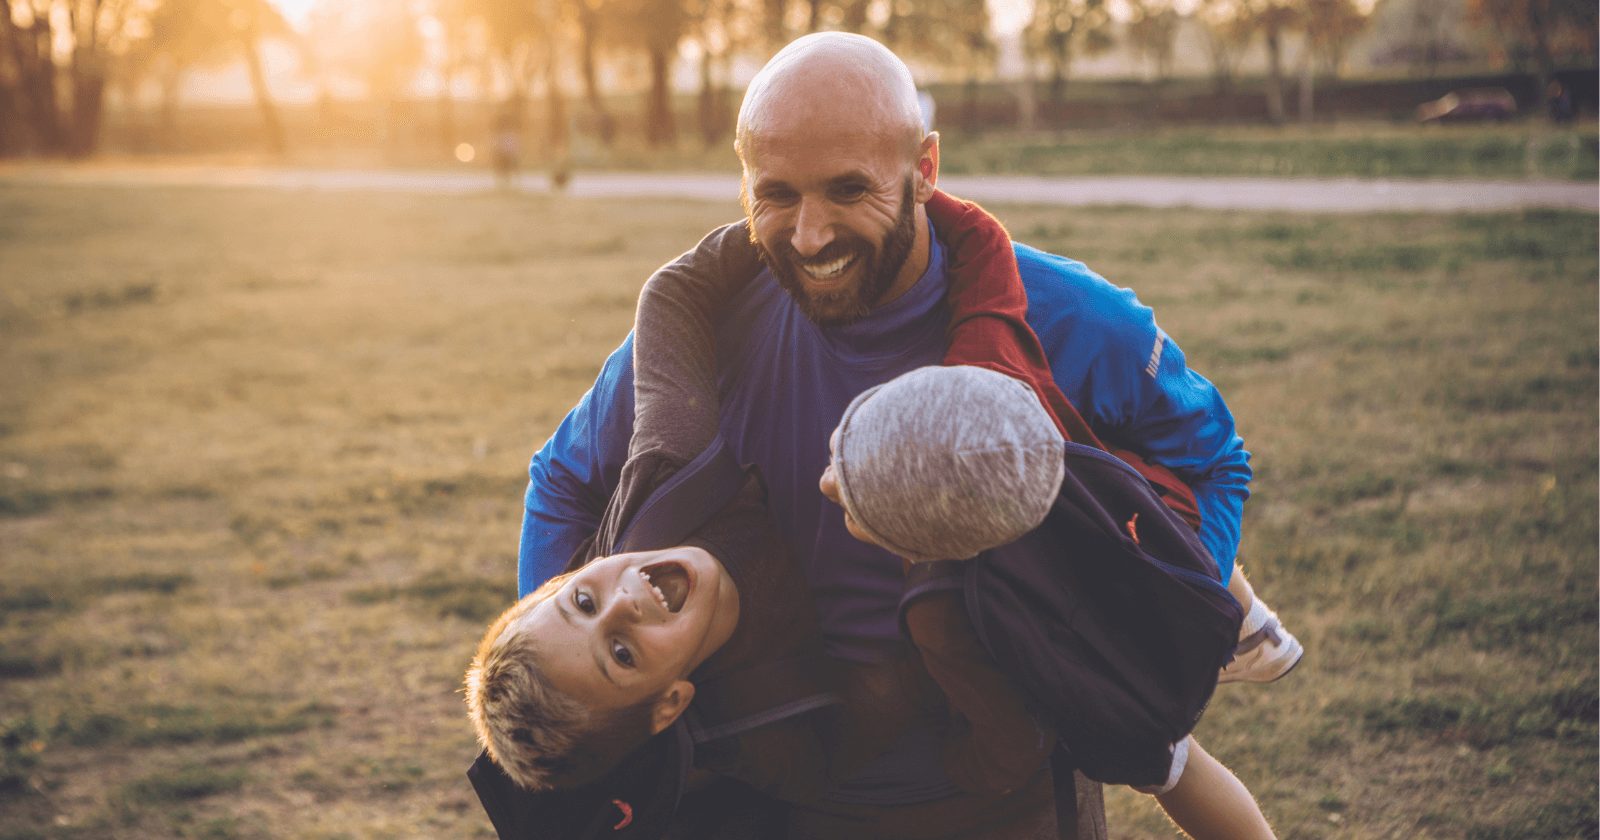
[640,561,691,613]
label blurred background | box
[0,0,1595,176]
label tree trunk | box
[1526,0,1555,118]
[806,0,822,31]
[575,2,615,145]
[68,65,106,156]
[645,45,675,147]
[1264,25,1286,124]
[1297,48,1314,122]
[697,45,720,148]
[240,35,286,155]
[1049,45,1069,104]
[10,9,67,153]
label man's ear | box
[915,132,940,203]
[649,680,696,735]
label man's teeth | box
[801,255,854,280]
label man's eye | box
[574,591,596,615]
[830,184,866,201]
[612,641,635,668]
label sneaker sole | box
[1219,643,1304,685]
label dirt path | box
[2,163,1595,212]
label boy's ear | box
[649,680,696,735]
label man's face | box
[506,546,736,719]
[742,126,919,326]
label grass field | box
[102,106,1600,182]
[0,183,1594,839]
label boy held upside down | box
[465,192,1290,837]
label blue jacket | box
[519,234,1251,663]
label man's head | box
[819,366,1066,562]
[464,546,739,790]
[736,33,940,326]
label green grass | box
[940,122,1599,180]
[0,183,1593,837]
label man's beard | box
[750,178,918,327]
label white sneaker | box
[1218,613,1303,684]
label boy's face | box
[506,546,738,730]
[820,425,886,550]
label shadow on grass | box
[55,701,336,749]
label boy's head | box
[464,546,739,791]
[820,365,1064,562]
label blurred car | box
[1417,88,1518,123]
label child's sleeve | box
[584,222,764,558]
[630,220,763,465]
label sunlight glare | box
[455,143,475,163]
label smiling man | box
[513,32,1272,839]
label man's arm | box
[1020,249,1250,582]
[1111,326,1251,584]
[518,336,636,596]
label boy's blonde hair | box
[464,572,658,791]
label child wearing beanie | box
[821,364,1276,840]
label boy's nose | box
[604,586,643,623]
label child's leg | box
[1152,737,1275,840]
[1219,560,1304,684]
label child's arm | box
[586,222,763,556]
[630,220,763,465]
[903,589,1056,796]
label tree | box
[690,0,756,147]
[1294,0,1370,120]
[1126,0,1182,83]
[0,0,150,157]
[568,0,616,144]
[1466,0,1596,101]
[1026,0,1114,104]
[1235,0,1300,123]
[612,0,689,146]
[1195,0,1251,95]
[1302,0,1370,76]
[226,0,290,154]
[883,0,994,130]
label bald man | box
[511,33,1272,839]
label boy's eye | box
[611,641,635,668]
[574,591,596,615]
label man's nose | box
[790,198,835,258]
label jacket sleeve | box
[1065,293,1251,583]
[518,336,637,596]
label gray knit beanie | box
[830,366,1066,563]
